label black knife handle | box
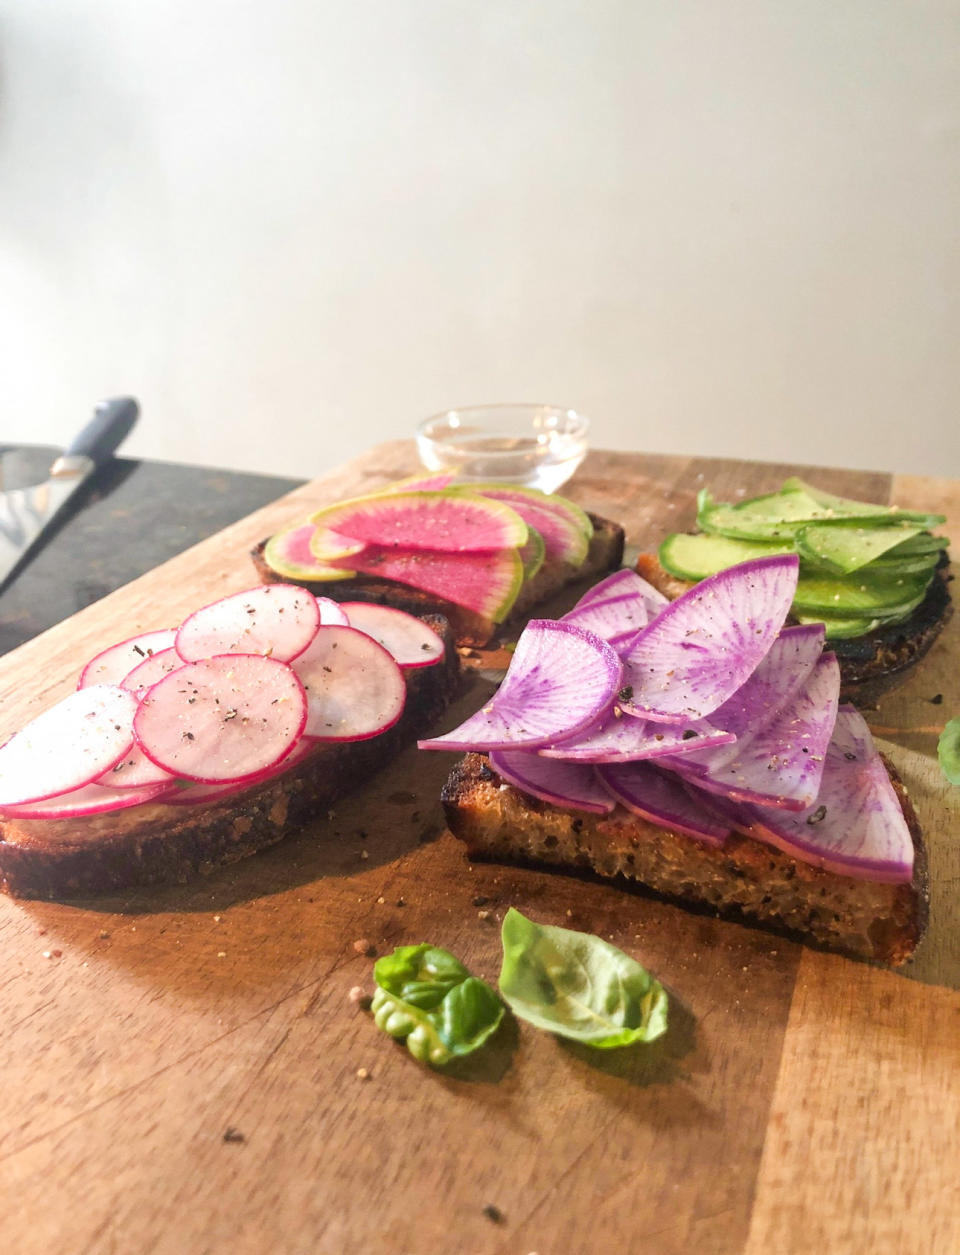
[65,397,139,464]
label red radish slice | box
[561,594,648,648]
[310,491,528,554]
[134,655,307,783]
[175,584,321,664]
[0,779,175,820]
[344,545,524,622]
[539,715,735,763]
[597,761,730,844]
[96,744,177,789]
[573,569,668,616]
[78,629,176,689]
[316,596,349,626]
[419,621,621,752]
[341,602,444,669]
[121,646,183,695]
[162,740,315,805]
[489,750,615,815]
[738,707,914,882]
[0,684,137,807]
[293,626,406,741]
[619,555,799,722]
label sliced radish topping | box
[489,750,615,815]
[78,630,176,689]
[162,741,315,805]
[597,761,730,844]
[310,491,528,554]
[96,743,178,789]
[0,779,176,820]
[572,569,668,616]
[175,585,321,664]
[0,684,138,807]
[121,646,183,695]
[561,594,648,647]
[293,626,406,741]
[619,555,798,722]
[134,655,307,783]
[316,596,349,626]
[539,715,735,763]
[419,621,621,752]
[341,602,444,669]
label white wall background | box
[0,1,958,480]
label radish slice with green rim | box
[0,779,175,820]
[489,750,615,815]
[310,491,528,554]
[561,594,648,647]
[263,521,357,582]
[121,646,183,695]
[175,584,321,663]
[344,545,524,623]
[316,596,349,626]
[341,602,444,669]
[597,761,730,844]
[78,629,176,689]
[453,485,590,565]
[0,684,138,806]
[539,715,735,763]
[619,555,799,722]
[572,569,668,616]
[419,621,622,752]
[134,654,307,783]
[293,625,406,741]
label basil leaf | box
[371,945,503,1068]
[939,717,960,786]
[498,907,668,1049]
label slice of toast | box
[635,553,953,706]
[442,753,927,966]
[0,617,462,901]
[251,513,625,647]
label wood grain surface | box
[0,443,957,1255]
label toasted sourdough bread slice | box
[443,753,927,966]
[0,616,461,901]
[251,513,625,647]
[636,553,953,706]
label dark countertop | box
[0,446,302,655]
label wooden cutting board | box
[0,443,957,1255]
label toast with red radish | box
[425,559,927,965]
[251,476,625,647]
[0,588,460,900]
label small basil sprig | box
[498,907,668,1049]
[371,944,504,1068]
[939,717,960,786]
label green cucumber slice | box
[659,532,793,581]
[794,612,884,640]
[792,572,930,617]
[794,521,925,574]
[866,553,941,578]
[886,532,949,557]
[782,478,947,527]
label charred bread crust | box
[635,553,953,706]
[252,512,625,647]
[0,617,463,901]
[443,752,927,966]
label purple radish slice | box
[316,596,349,626]
[163,739,316,805]
[740,707,914,882]
[96,744,177,789]
[134,654,307,783]
[121,646,183,695]
[457,486,589,566]
[310,491,528,554]
[175,584,321,664]
[0,779,176,820]
[78,629,176,689]
[561,593,648,648]
[539,714,735,763]
[293,626,406,741]
[263,521,357,582]
[0,684,138,807]
[489,749,615,815]
[342,545,524,622]
[341,602,444,669]
[597,761,730,844]
[619,555,799,723]
[419,621,621,752]
[573,569,669,616]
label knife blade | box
[0,397,139,592]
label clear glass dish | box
[416,404,590,494]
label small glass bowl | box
[416,404,590,493]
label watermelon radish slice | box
[539,715,735,763]
[597,761,730,844]
[78,629,176,689]
[293,625,406,741]
[343,545,524,623]
[176,585,321,664]
[419,621,621,752]
[134,654,307,783]
[310,491,528,554]
[561,594,648,648]
[0,684,138,807]
[341,603,444,669]
[454,484,590,566]
[316,596,349,626]
[0,779,176,820]
[572,569,668,616]
[263,521,357,582]
[488,750,615,815]
[738,707,914,881]
[619,555,799,722]
[307,526,369,562]
[519,526,546,580]
[121,646,183,695]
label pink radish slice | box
[316,596,349,626]
[293,626,406,741]
[419,621,621,752]
[597,761,730,844]
[311,491,528,554]
[0,779,174,820]
[121,646,184,694]
[175,585,321,664]
[78,629,176,689]
[738,707,914,882]
[561,594,648,648]
[134,655,307,783]
[0,684,138,807]
[489,750,615,815]
[96,744,178,789]
[341,602,444,669]
[619,555,799,723]
[573,569,668,616]
[539,715,735,763]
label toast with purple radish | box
[422,561,928,966]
